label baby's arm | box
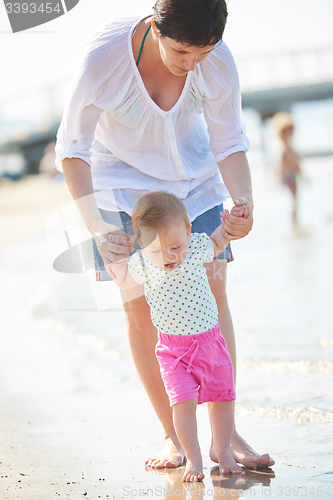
[108,234,138,290]
[210,214,232,256]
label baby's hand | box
[108,233,129,247]
[230,198,252,219]
[107,234,134,269]
[220,198,253,240]
[230,205,246,218]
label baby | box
[109,191,244,482]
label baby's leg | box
[208,401,243,475]
[172,397,205,482]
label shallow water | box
[0,156,332,497]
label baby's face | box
[140,219,191,271]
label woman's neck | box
[133,17,168,73]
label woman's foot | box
[218,450,243,475]
[145,436,185,469]
[210,431,275,468]
[182,456,205,482]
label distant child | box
[109,191,244,482]
[273,112,302,225]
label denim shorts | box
[93,203,233,281]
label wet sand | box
[0,173,332,499]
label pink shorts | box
[155,324,235,407]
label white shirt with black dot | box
[128,233,218,335]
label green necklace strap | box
[136,24,152,67]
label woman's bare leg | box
[120,285,185,468]
[172,398,205,482]
[205,259,275,468]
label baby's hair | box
[132,191,190,239]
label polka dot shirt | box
[128,233,218,335]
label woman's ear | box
[151,19,161,38]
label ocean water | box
[0,155,332,498]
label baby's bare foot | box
[182,456,205,482]
[218,450,243,475]
[145,437,185,469]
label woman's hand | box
[220,197,253,240]
[92,222,134,278]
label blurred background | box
[0,0,333,497]
[1,0,333,176]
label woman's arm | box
[218,151,253,208]
[61,158,132,267]
[218,152,254,240]
[62,158,106,235]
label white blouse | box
[55,16,250,222]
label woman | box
[56,0,274,469]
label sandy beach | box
[0,165,332,500]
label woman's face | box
[157,36,216,75]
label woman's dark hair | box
[153,0,228,47]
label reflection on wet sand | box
[146,464,275,499]
[211,465,275,490]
